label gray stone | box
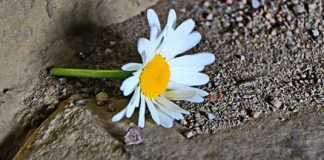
[124,127,144,145]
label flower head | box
[112,9,215,128]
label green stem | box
[50,68,133,79]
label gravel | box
[170,0,323,136]
[22,0,323,138]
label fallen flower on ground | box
[112,9,215,128]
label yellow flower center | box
[139,54,170,98]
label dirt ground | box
[0,0,323,159]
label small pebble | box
[180,119,188,125]
[226,0,233,5]
[206,13,213,21]
[124,127,144,145]
[236,16,243,22]
[253,111,262,118]
[25,27,33,36]
[96,92,109,106]
[307,3,316,12]
[106,104,115,112]
[215,6,224,13]
[185,130,197,139]
[265,13,272,20]
[74,99,86,106]
[271,99,282,108]
[271,30,277,36]
[58,78,67,86]
[203,1,210,7]
[251,0,260,9]
[293,5,305,14]
[207,113,216,120]
[291,0,298,4]
[292,108,299,113]
[104,48,113,54]
[311,29,320,38]
[241,81,255,88]
[79,52,86,59]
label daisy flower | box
[112,9,215,128]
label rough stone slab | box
[14,94,324,159]
[14,95,130,160]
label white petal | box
[131,69,141,76]
[186,95,204,103]
[171,66,204,72]
[174,19,195,37]
[147,9,161,32]
[156,108,173,128]
[121,76,139,96]
[168,52,215,67]
[154,100,184,120]
[121,63,142,71]
[165,32,201,60]
[120,75,133,91]
[133,86,141,108]
[112,108,127,122]
[168,82,208,97]
[164,90,196,100]
[167,9,177,28]
[144,33,164,63]
[138,95,146,128]
[160,19,195,57]
[137,38,149,54]
[137,38,149,62]
[156,96,189,114]
[170,71,209,86]
[145,97,160,125]
[126,87,140,118]
[150,25,159,40]
[154,28,173,58]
